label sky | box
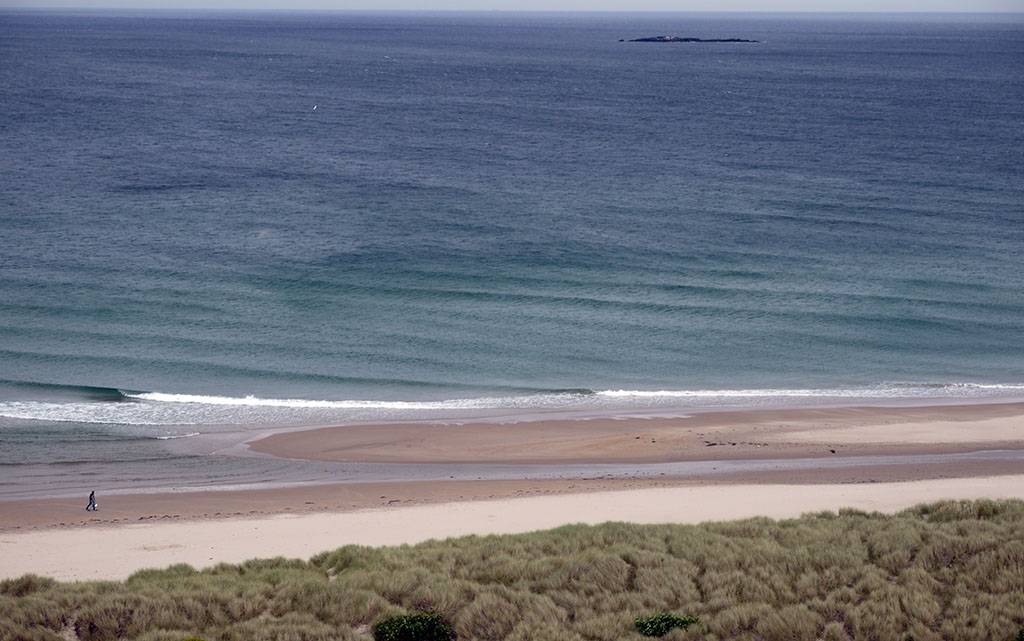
[1,0,1022,13]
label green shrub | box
[2,500,1023,641]
[373,611,455,641]
[0,574,56,597]
[634,613,698,637]
[74,594,156,641]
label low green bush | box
[372,611,454,641]
[634,613,698,637]
[0,574,56,597]
[2,501,1023,641]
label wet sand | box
[1,402,1022,581]
[2,402,1023,533]
[3,475,1023,582]
[2,453,1021,532]
[250,402,1024,464]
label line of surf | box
[1,383,1021,428]
[123,382,1024,408]
[119,392,550,409]
[597,383,1024,399]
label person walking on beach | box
[86,490,97,512]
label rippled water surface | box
[1,12,1022,495]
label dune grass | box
[2,499,1023,641]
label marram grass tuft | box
[2,500,1023,641]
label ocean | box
[1,11,1022,497]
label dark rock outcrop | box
[623,36,758,43]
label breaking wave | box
[596,383,1024,399]
[153,432,201,440]
[0,382,1021,428]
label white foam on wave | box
[0,401,220,426]
[123,389,557,409]
[599,388,838,398]
[154,432,201,440]
[130,382,1024,409]
[2,382,1022,428]
[0,391,577,427]
[597,383,1024,399]
[943,383,1024,390]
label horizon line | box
[3,6,1024,12]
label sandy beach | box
[2,402,1022,581]
[250,402,1024,463]
[2,402,1022,529]
[3,475,1023,582]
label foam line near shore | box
[2,382,1023,429]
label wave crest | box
[596,383,1024,399]
[0,382,1021,428]
[154,432,201,440]
[120,391,576,410]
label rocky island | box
[623,36,759,43]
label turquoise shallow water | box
[0,12,1022,494]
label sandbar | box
[3,402,1023,581]
[249,402,1024,464]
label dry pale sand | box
[3,475,1023,582]
[3,402,1023,581]
[777,414,1024,444]
[8,456,1024,532]
[250,402,1024,464]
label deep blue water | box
[0,12,1023,494]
